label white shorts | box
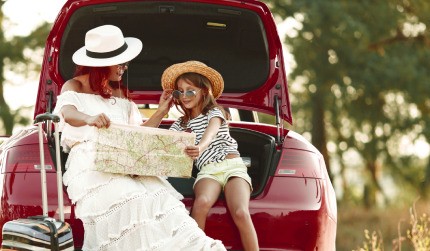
[194,157,253,191]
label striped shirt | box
[169,108,240,170]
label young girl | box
[162,61,259,251]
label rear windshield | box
[59,1,269,93]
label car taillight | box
[2,144,54,173]
[275,149,323,178]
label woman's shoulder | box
[61,78,85,93]
[59,77,104,99]
[57,80,99,102]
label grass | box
[337,200,430,251]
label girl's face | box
[175,78,204,116]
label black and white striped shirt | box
[169,108,239,170]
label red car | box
[0,0,337,250]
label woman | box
[53,25,226,251]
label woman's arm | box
[59,78,110,128]
[60,105,110,128]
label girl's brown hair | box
[174,72,228,127]
[74,65,130,99]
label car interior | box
[167,127,277,197]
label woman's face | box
[176,78,204,116]
[109,63,128,81]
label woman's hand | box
[185,145,201,160]
[62,105,110,128]
[85,113,111,128]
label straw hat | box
[72,25,142,67]
[161,61,224,99]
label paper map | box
[94,123,195,177]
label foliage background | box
[1,0,430,250]
[260,1,430,250]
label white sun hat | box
[72,24,143,67]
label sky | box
[2,0,66,111]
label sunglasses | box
[118,62,130,68]
[172,89,201,99]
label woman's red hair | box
[74,66,129,99]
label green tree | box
[264,0,430,206]
[0,2,51,135]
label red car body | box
[0,0,337,250]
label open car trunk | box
[48,0,287,199]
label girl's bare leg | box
[224,177,259,251]
[191,178,222,230]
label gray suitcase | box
[1,113,74,250]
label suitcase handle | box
[34,113,65,222]
[35,112,60,123]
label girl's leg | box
[224,177,259,251]
[191,178,222,230]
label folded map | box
[94,123,195,177]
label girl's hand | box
[85,113,111,128]
[141,90,173,127]
[185,145,200,160]
[158,89,173,115]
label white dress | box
[53,91,225,251]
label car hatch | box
[36,0,292,125]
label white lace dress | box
[53,91,225,251]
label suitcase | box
[1,113,74,251]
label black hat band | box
[86,42,128,59]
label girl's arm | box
[142,90,173,127]
[185,117,222,159]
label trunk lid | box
[35,0,292,126]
